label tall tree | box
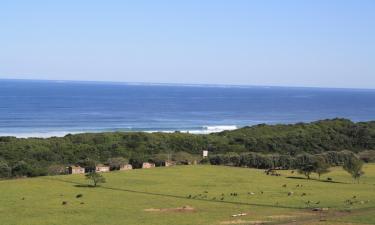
[314,156,330,179]
[343,157,364,184]
[296,154,317,179]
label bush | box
[11,161,33,177]
[0,160,11,178]
[11,161,47,177]
[47,164,67,175]
[200,157,210,165]
[172,152,195,165]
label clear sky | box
[0,0,374,88]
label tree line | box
[0,118,374,178]
[208,150,365,182]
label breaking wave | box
[0,125,239,138]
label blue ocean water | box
[1,79,375,137]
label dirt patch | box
[144,205,195,213]
[267,215,297,219]
[220,220,270,225]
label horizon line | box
[1,77,375,91]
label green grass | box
[1,164,375,225]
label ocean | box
[1,79,375,138]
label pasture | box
[0,164,374,225]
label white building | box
[120,164,133,171]
[95,164,110,173]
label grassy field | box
[0,164,374,225]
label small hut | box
[142,162,155,169]
[120,164,133,171]
[163,161,176,167]
[95,164,110,173]
[68,166,85,174]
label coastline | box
[0,125,239,138]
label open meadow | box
[1,164,374,225]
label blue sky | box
[0,0,374,88]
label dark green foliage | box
[0,119,374,178]
[295,154,317,179]
[0,160,11,178]
[11,161,33,177]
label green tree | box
[0,160,11,178]
[11,161,33,177]
[314,156,330,179]
[298,164,315,179]
[343,157,364,183]
[296,154,316,179]
[85,172,106,187]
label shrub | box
[0,160,11,178]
